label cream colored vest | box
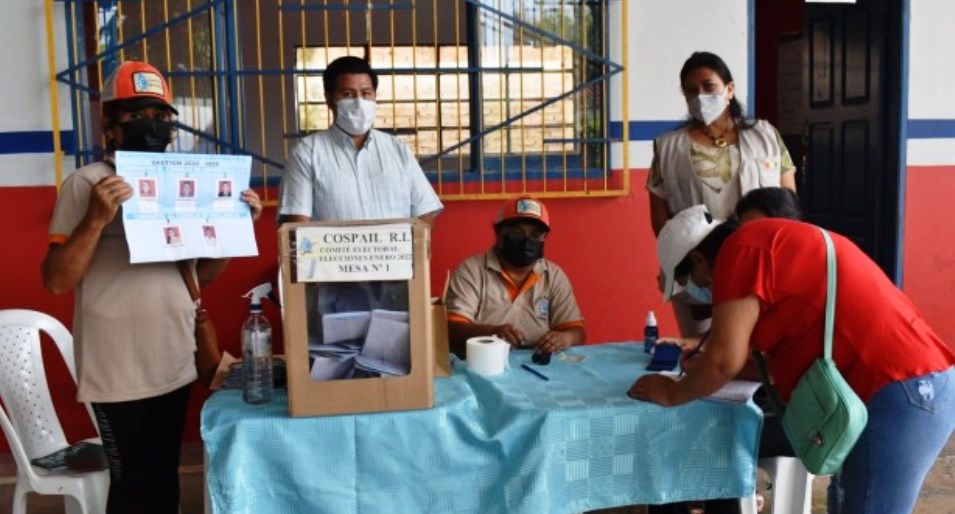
[655,120,785,219]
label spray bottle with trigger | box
[242,283,275,404]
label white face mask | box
[689,91,728,126]
[334,98,376,135]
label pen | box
[521,363,550,381]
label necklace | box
[698,121,734,148]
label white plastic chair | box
[740,456,814,514]
[0,309,109,514]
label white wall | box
[610,0,751,169]
[906,0,955,166]
[0,1,74,186]
[908,0,955,120]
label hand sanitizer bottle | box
[242,283,273,404]
[643,311,658,353]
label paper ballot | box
[705,380,763,403]
[360,317,411,373]
[308,342,361,358]
[321,312,372,344]
[355,355,409,376]
[660,372,763,403]
[370,309,409,323]
[310,356,356,381]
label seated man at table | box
[446,196,585,359]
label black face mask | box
[119,118,173,152]
[498,233,545,268]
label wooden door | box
[802,0,905,280]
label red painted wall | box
[5,166,953,452]
[902,165,955,349]
[0,186,287,447]
[2,187,99,448]
[1,172,674,449]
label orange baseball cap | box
[494,196,550,230]
[101,61,178,114]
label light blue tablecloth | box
[202,342,761,514]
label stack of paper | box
[308,309,412,379]
[303,312,371,380]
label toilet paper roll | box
[466,336,511,376]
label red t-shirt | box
[714,219,955,402]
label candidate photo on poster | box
[178,179,196,199]
[138,178,157,199]
[202,225,218,246]
[164,226,182,245]
[217,180,233,198]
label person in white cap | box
[648,204,743,514]
[446,196,585,359]
[656,204,722,306]
[631,211,955,514]
[651,197,801,514]
[42,61,262,514]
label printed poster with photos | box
[116,151,259,263]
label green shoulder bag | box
[781,227,868,475]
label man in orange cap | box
[446,196,585,359]
[42,61,262,514]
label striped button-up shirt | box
[279,125,443,221]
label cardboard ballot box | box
[431,300,451,378]
[279,219,435,417]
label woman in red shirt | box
[631,209,955,514]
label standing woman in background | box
[647,51,797,338]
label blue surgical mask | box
[685,280,713,304]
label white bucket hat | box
[658,205,721,302]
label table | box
[202,343,761,514]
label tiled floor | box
[1,437,952,514]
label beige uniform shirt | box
[49,162,197,402]
[446,250,584,345]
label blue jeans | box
[828,366,955,514]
